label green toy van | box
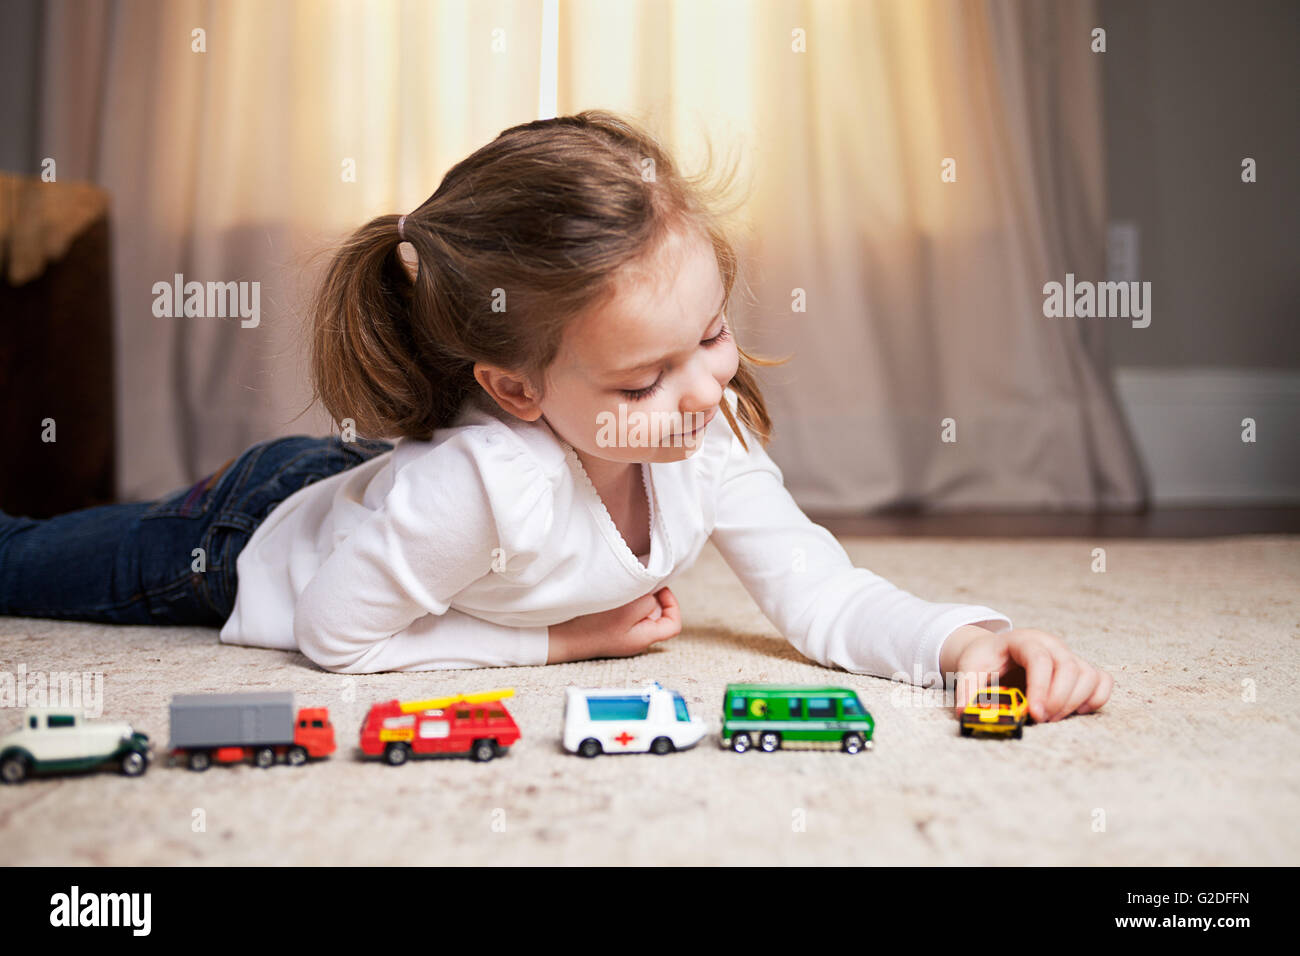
[721,684,874,754]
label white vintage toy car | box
[563,681,708,757]
[0,708,152,783]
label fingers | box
[1076,669,1113,715]
[1052,665,1098,722]
[999,629,1113,723]
[649,595,682,640]
[1007,639,1055,723]
[1040,650,1079,722]
[653,587,681,628]
[629,588,681,644]
[632,612,680,645]
[628,587,676,622]
[627,592,662,622]
[1032,648,1109,721]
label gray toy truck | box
[168,691,336,771]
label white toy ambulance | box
[563,681,708,757]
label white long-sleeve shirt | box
[219,387,1012,678]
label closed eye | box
[617,321,730,402]
[703,321,730,347]
[620,377,664,402]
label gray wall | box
[1100,0,1299,370]
[0,0,40,174]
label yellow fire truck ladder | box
[397,688,515,714]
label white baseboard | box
[1113,367,1300,505]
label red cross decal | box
[614,731,636,747]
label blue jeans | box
[0,436,393,626]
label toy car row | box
[0,681,1025,783]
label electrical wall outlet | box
[1106,221,1140,283]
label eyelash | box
[619,322,731,401]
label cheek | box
[586,392,625,431]
[541,377,602,432]
[718,339,741,379]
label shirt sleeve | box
[707,401,1012,687]
[292,426,553,673]
[314,607,550,672]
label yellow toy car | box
[960,686,1030,738]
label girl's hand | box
[546,587,682,664]
[940,625,1113,723]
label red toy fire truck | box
[359,689,521,766]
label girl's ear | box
[473,363,544,421]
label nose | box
[678,353,723,417]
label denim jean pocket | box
[143,453,246,520]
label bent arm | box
[299,605,550,673]
[293,430,552,673]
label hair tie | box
[397,214,408,241]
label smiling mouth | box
[675,411,715,440]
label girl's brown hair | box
[308,109,786,450]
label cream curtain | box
[36,0,1146,509]
[37,0,544,498]
[561,0,1147,510]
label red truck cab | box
[294,707,336,758]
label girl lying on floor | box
[0,111,1110,724]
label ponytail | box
[308,214,475,440]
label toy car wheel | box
[471,739,496,762]
[188,751,211,772]
[960,725,973,737]
[842,733,865,754]
[253,747,276,768]
[759,732,781,753]
[578,738,602,758]
[384,743,410,766]
[1013,724,1024,740]
[1,754,29,784]
[650,737,674,755]
[286,746,308,767]
[731,733,752,753]
[120,750,147,776]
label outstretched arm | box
[708,416,1011,685]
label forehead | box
[560,228,722,374]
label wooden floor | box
[808,507,1300,538]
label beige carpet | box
[2,535,1297,865]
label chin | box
[652,438,705,460]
